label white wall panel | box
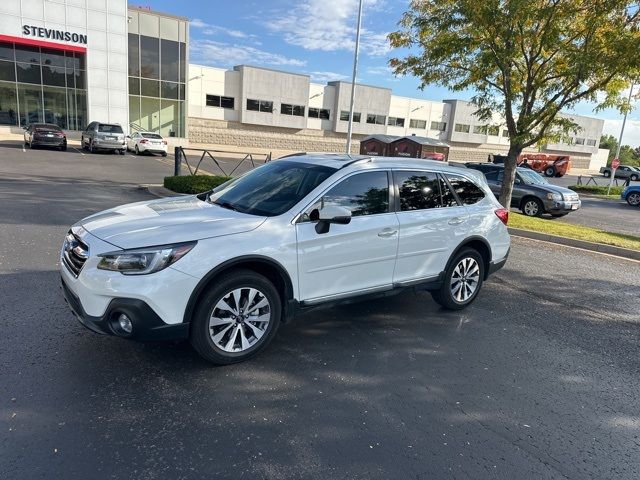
[87,11,106,31]
[65,5,87,27]
[22,0,44,20]
[0,2,21,15]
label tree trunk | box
[499,144,524,209]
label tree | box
[599,134,640,166]
[389,0,640,208]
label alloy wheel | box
[628,193,640,206]
[524,200,539,216]
[209,287,271,353]
[450,257,480,303]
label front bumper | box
[61,277,189,341]
[546,199,581,213]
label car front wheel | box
[522,197,544,217]
[190,269,282,365]
[604,171,611,178]
[627,192,640,206]
[431,248,485,310]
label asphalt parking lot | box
[1,144,640,479]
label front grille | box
[62,231,88,277]
[565,193,579,202]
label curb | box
[508,227,640,261]
[142,184,186,198]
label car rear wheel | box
[431,248,484,310]
[544,166,556,177]
[135,145,141,155]
[627,192,640,206]
[604,171,611,178]
[522,197,544,217]
[88,141,94,154]
[190,269,282,365]
[630,174,639,182]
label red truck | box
[489,153,572,177]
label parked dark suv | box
[81,122,126,155]
[466,163,581,217]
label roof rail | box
[340,156,373,169]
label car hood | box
[525,183,577,197]
[76,195,267,249]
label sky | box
[141,0,640,147]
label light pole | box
[608,82,635,194]
[346,0,364,155]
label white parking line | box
[22,146,26,153]
[73,147,85,156]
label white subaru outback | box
[60,154,510,364]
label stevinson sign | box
[22,25,87,45]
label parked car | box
[60,155,510,364]
[126,132,168,156]
[621,184,640,206]
[466,163,581,217]
[490,153,571,177]
[23,123,67,151]
[599,165,640,181]
[81,122,126,155]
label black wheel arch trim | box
[447,236,494,280]
[182,255,295,325]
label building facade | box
[0,2,605,168]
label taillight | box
[140,139,148,144]
[495,208,509,225]
[162,140,167,145]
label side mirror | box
[313,205,352,234]
[126,135,131,139]
[514,178,522,185]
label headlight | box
[97,241,196,275]
[546,193,562,201]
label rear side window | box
[396,171,441,211]
[445,174,486,205]
[483,169,503,182]
[98,124,123,134]
[320,171,389,217]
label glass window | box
[483,169,503,182]
[409,119,426,129]
[320,172,389,217]
[454,123,470,133]
[129,77,140,95]
[502,129,509,138]
[141,78,160,97]
[473,125,485,134]
[246,98,259,111]
[160,99,180,137]
[247,99,272,112]
[43,86,68,128]
[140,97,160,131]
[179,42,186,83]
[388,117,405,127]
[574,137,585,145]
[340,110,360,122]
[445,174,485,205]
[67,88,77,130]
[220,96,233,109]
[129,95,141,129]
[128,34,140,76]
[430,121,446,131]
[74,69,85,89]
[0,42,13,61]
[42,65,66,86]
[161,81,179,99]
[15,45,40,64]
[206,94,220,107]
[161,39,179,82]
[41,48,65,67]
[281,103,304,116]
[396,171,442,211]
[18,84,43,125]
[439,177,459,207]
[0,80,18,125]
[586,139,597,147]
[308,107,330,119]
[0,60,15,82]
[209,161,337,217]
[16,62,41,84]
[140,35,159,79]
[206,95,234,108]
[142,132,162,139]
[76,90,87,129]
[366,114,386,125]
[98,124,124,133]
[487,126,499,136]
[179,83,185,101]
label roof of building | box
[361,134,402,143]
[361,134,450,147]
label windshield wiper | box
[213,200,240,212]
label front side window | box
[445,174,485,205]
[315,171,389,217]
[208,161,336,217]
[396,171,441,211]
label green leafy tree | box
[599,134,640,166]
[389,0,640,208]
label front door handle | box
[448,217,465,225]
[378,228,398,238]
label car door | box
[296,170,399,302]
[392,170,469,283]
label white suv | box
[60,155,510,364]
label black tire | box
[630,174,639,182]
[60,142,67,151]
[190,269,282,365]
[521,197,544,217]
[544,166,556,177]
[431,248,485,310]
[135,145,140,155]
[627,192,640,207]
[604,171,611,178]
[88,141,94,154]
[162,151,168,157]
[119,149,126,155]
[81,137,87,150]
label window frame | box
[206,94,235,109]
[246,98,273,113]
[442,173,486,206]
[308,107,330,119]
[366,114,386,125]
[388,116,405,127]
[281,103,305,117]
[454,123,471,133]
[409,119,427,129]
[430,121,447,132]
[392,169,446,212]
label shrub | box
[163,175,231,194]
[568,185,624,196]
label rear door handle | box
[378,228,398,238]
[448,217,465,225]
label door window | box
[396,171,442,211]
[445,174,486,205]
[313,171,389,217]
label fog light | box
[117,313,133,334]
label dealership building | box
[0,1,607,169]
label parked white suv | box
[60,155,510,364]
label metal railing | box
[576,175,631,187]
[173,146,271,177]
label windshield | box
[98,124,123,133]
[518,169,548,185]
[208,161,337,216]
